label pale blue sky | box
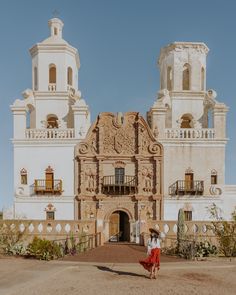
[0,0,236,209]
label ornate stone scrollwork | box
[78,143,89,154]
[16,186,25,196]
[209,185,222,196]
[148,143,160,154]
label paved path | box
[62,243,184,263]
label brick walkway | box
[62,243,182,263]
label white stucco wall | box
[13,143,75,197]
[161,141,226,196]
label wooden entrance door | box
[45,172,54,191]
[109,212,120,241]
[185,173,193,191]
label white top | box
[147,238,161,255]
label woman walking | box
[139,228,161,279]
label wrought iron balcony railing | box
[34,179,62,195]
[102,175,137,195]
[169,180,204,196]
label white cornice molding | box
[30,44,80,68]
[158,42,209,65]
[11,139,81,146]
[159,140,228,146]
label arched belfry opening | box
[109,210,130,242]
[67,67,73,86]
[47,114,58,129]
[49,64,56,84]
[180,114,193,128]
[201,67,205,91]
[183,63,190,90]
[167,66,172,91]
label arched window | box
[201,67,205,91]
[67,67,73,86]
[167,66,172,91]
[34,67,38,90]
[211,170,217,185]
[47,114,58,129]
[183,63,190,90]
[180,114,193,128]
[20,168,27,185]
[49,64,56,84]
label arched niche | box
[183,63,190,90]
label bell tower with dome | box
[10,18,90,220]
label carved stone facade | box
[75,112,163,242]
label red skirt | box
[139,248,160,272]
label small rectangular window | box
[21,174,27,185]
[211,175,217,185]
[46,211,55,220]
[184,211,192,221]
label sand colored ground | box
[0,244,236,295]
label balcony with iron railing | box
[169,180,204,196]
[102,175,137,195]
[34,179,63,195]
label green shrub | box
[27,237,62,260]
[0,222,26,255]
[208,204,236,257]
[6,243,27,256]
[76,232,88,253]
[195,241,218,258]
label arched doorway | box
[109,210,130,242]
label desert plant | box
[27,236,62,260]
[195,240,218,258]
[6,243,28,256]
[208,203,236,257]
[0,222,26,255]
[177,208,185,254]
[76,232,88,253]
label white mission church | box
[10,18,236,229]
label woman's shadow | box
[95,265,147,278]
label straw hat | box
[149,228,160,235]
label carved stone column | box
[97,157,103,195]
[79,159,85,194]
[136,157,142,195]
[154,157,161,195]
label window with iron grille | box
[184,210,192,221]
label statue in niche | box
[91,137,97,153]
[176,118,183,128]
[85,168,96,192]
[153,125,159,138]
[142,167,153,192]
